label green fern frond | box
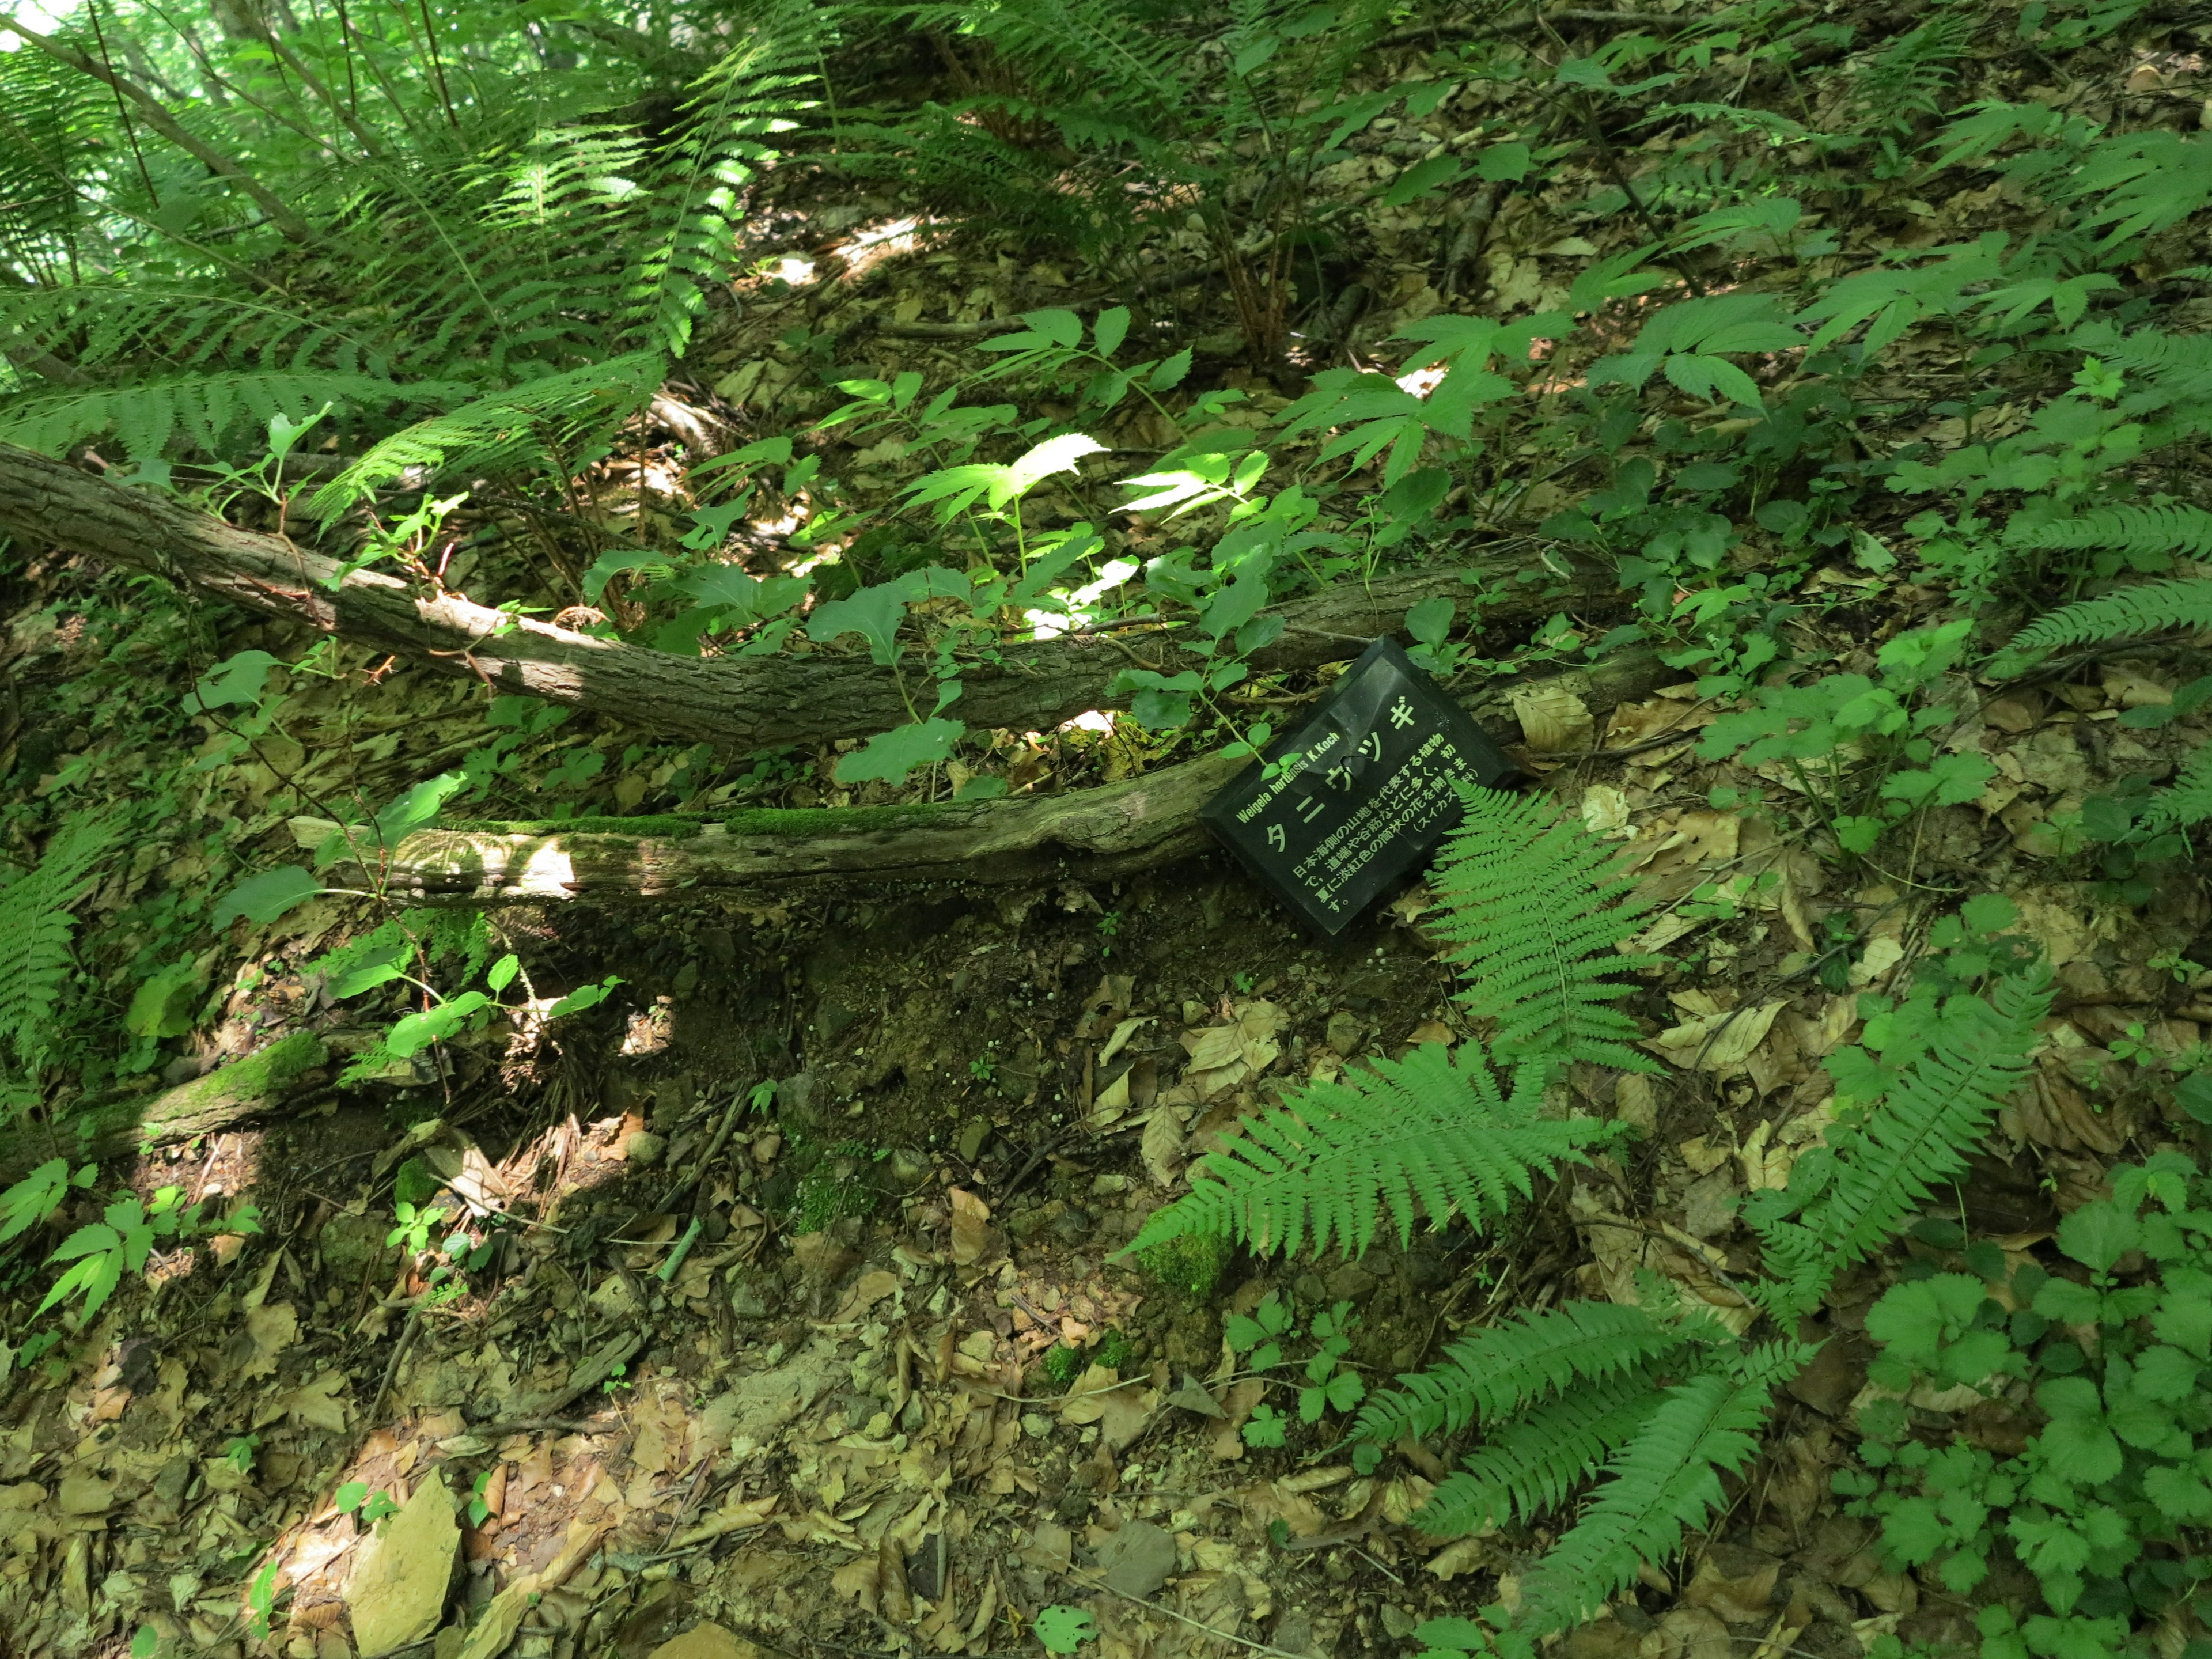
[1514,1342,1808,1635]
[2069,130,2212,249]
[627,6,820,359]
[2144,743,2212,832]
[2097,325,2212,394]
[1125,1041,1622,1262]
[0,813,122,1103]
[1431,783,1662,1071]
[309,352,666,517]
[0,371,467,460]
[1353,1298,1694,1444]
[1757,964,2051,1312]
[2007,504,2212,559]
[1415,1376,1671,1537]
[2002,565,2212,654]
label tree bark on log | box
[370,649,1676,904]
[3,1031,328,1183]
[0,442,1609,753]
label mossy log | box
[3,1030,328,1181]
[373,650,1676,905]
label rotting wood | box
[3,1029,328,1183]
[368,649,1675,905]
[0,441,1608,753]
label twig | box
[1065,1565,1317,1659]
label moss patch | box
[1137,1231,1234,1301]
[440,815,706,838]
[717,802,962,837]
[439,802,974,840]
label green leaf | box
[1476,141,1533,181]
[1381,154,1464,206]
[2057,1202,2138,1274]
[1024,309,1083,349]
[547,976,620,1019]
[213,866,321,929]
[183,650,282,714]
[1033,1605,1095,1654]
[1405,596,1456,650]
[834,719,965,785]
[2035,1376,2122,1485]
[386,991,490,1059]
[1093,307,1131,358]
[375,773,465,846]
[486,955,520,993]
[1150,348,1193,391]
[125,961,202,1040]
[0,1160,72,1246]
[809,581,915,665]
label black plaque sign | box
[1198,638,1522,935]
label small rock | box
[1324,1012,1365,1055]
[956,1117,992,1162]
[730,1282,770,1320]
[1098,1520,1179,1599]
[1021,1412,1054,1440]
[1323,1263,1374,1304]
[1050,1206,1094,1247]
[624,1131,667,1167]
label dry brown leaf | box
[1645,1000,1786,1074]
[1060,1365,1121,1425]
[948,1189,993,1268]
[240,1302,298,1381]
[1511,683,1596,753]
[1580,783,1632,838]
[1141,1107,1188,1188]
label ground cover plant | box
[6,0,2212,1655]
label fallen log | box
[369,648,1676,904]
[0,441,1608,754]
[2,1030,328,1183]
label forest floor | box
[8,6,2212,1659]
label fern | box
[2001,563,2212,655]
[1354,1298,1696,1443]
[1416,1376,1672,1537]
[309,352,667,517]
[626,2,820,359]
[1125,1040,1622,1262]
[2143,742,2212,832]
[0,814,122,1112]
[1755,963,2052,1315]
[1513,1342,1810,1635]
[0,370,468,460]
[2067,130,2212,249]
[1431,783,1662,1071]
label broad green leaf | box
[376,772,466,846]
[833,719,965,785]
[1024,309,1082,349]
[184,650,281,714]
[387,991,490,1059]
[1406,596,1455,650]
[213,866,321,929]
[1093,306,1130,357]
[1381,154,1463,206]
[2057,1201,2138,1274]
[546,976,620,1018]
[125,962,202,1040]
[809,581,914,665]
